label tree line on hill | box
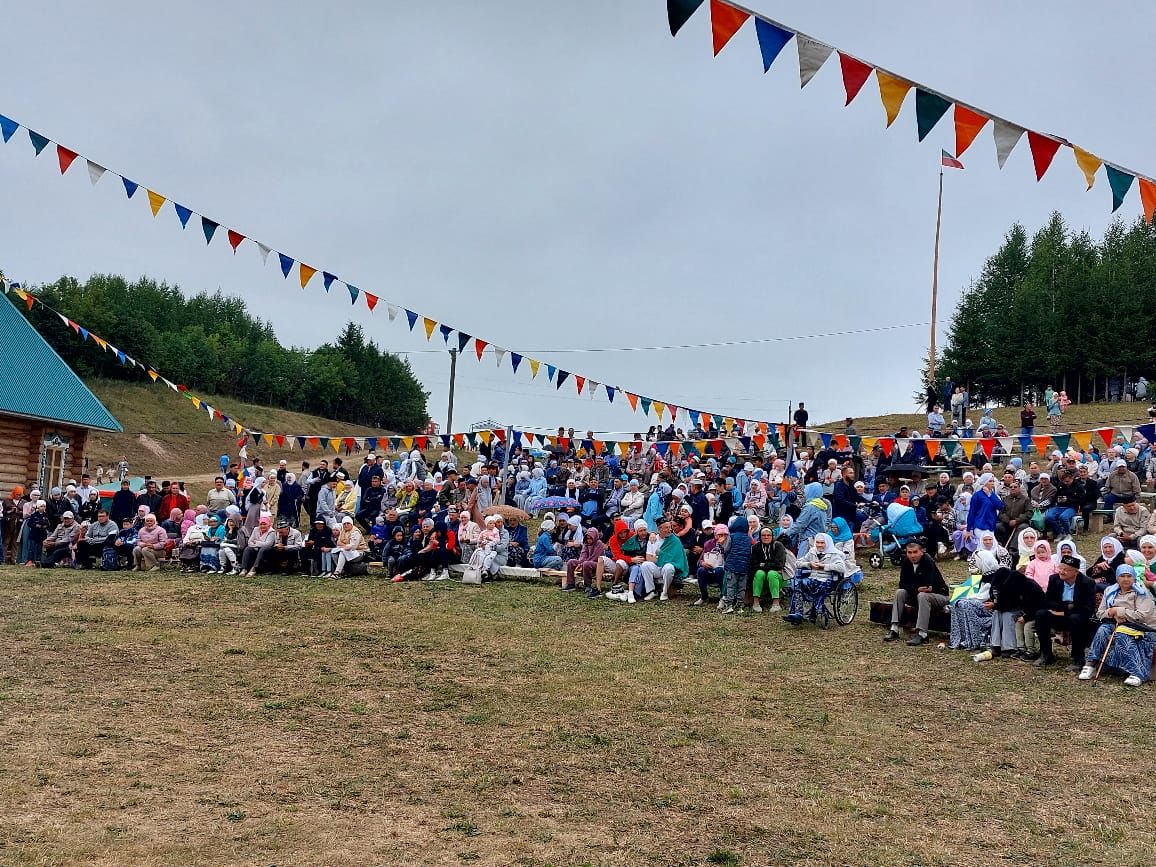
[22,274,430,433]
[936,213,1156,407]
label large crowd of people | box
[2,407,1155,686]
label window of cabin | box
[39,433,70,492]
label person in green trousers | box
[749,526,788,613]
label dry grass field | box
[1,559,1152,867]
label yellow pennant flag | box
[147,369,159,382]
[529,359,540,379]
[299,264,317,289]
[400,437,413,450]
[478,430,492,445]
[190,396,202,410]
[329,437,342,453]
[423,317,437,340]
[1072,147,1102,190]
[147,190,166,216]
[876,71,912,128]
[653,402,665,421]
[861,437,878,451]
[1071,430,1092,451]
[234,422,243,434]
[959,439,978,460]
[263,433,275,447]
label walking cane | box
[1091,625,1119,687]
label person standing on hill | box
[1019,403,1036,437]
[793,403,810,447]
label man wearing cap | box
[1032,555,1097,669]
[75,474,96,505]
[40,511,81,568]
[1103,458,1142,511]
[357,454,384,492]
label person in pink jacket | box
[133,514,169,571]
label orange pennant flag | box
[876,71,912,128]
[1140,178,1156,224]
[953,105,988,157]
[924,438,940,461]
[299,264,317,289]
[147,190,166,216]
[147,369,159,382]
[709,0,749,55]
[1031,435,1052,454]
[625,392,639,411]
[423,318,437,340]
[264,433,275,447]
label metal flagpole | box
[929,168,944,384]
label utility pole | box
[446,348,458,434]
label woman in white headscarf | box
[1080,564,1156,685]
[244,476,266,532]
[967,529,1011,573]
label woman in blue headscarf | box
[1080,564,1156,686]
[644,482,671,532]
[784,482,829,558]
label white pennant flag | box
[997,437,1013,455]
[992,119,1025,169]
[1118,426,1134,443]
[494,347,507,367]
[797,36,834,88]
[256,243,271,264]
[387,305,399,322]
[87,161,107,186]
[588,380,599,399]
[895,438,911,457]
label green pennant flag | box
[1105,165,1136,213]
[915,89,952,142]
[849,435,862,452]
[667,0,706,36]
[1052,433,1071,453]
[465,432,478,447]
[940,440,959,458]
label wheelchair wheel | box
[817,603,831,629]
[868,551,884,569]
[833,583,859,625]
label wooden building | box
[0,293,121,493]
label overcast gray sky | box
[2,2,1151,435]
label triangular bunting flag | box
[1026,131,1062,181]
[227,230,245,252]
[439,324,453,343]
[959,439,977,460]
[1018,435,1032,453]
[796,36,833,87]
[915,89,952,142]
[895,438,910,457]
[1072,146,1102,190]
[408,310,421,331]
[1138,423,1156,443]
[755,18,793,72]
[494,347,507,367]
[556,370,570,390]
[979,439,996,459]
[1118,426,1134,444]
[575,375,585,395]
[924,438,940,461]
[457,332,471,352]
[278,253,294,278]
[1105,165,1136,213]
[346,284,360,304]
[0,114,18,142]
[86,160,106,185]
[605,385,616,402]
[202,217,219,245]
[56,145,79,174]
[122,177,139,199]
[147,190,166,216]
[953,105,989,157]
[299,263,316,288]
[1097,428,1115,448]
[654,401,665,420]
[640,397,652,416]
[363,292,379,311]
[510,352,523,374]
[321,271,336,291]
[27,130,50,156]
[386,304,398,321]
[474,339,488,361]
[709,0,749,55]
[819,432,833,448]
[1031,435,1051,454]
[423,317,437,340]
[993,120,1025,169]
[172,203,193,228]
[668,0,706,36]
[878,438,894,457]
[997,437,1013,456]
[256,243,271,263]
[1140,179,1156,224]
[1071,430,1092,451]
[876,71,912,128]
[1052,433,1071,453]
[838,52,873,104]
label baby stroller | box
[867,502,924,569]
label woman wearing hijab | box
[749,525,789,614]
[278,473,303,525]
[950,488,974,559]
[949,549,995,651]
[744,478,767,518]
[1079,564,1156,685]
[829,517,856,569]
[244,477,266,531]
[967,530,1011,574]
[1087,536,1127,592]
[240,514,277,576]
[774,514,797,555]
[1015,527,1039,571]
[785,531,846,625]
[525,468,549,515]
[644,482,671,533]
[784,482,830,559]
[1052,538,1086,573]
[565,527,606,596]
[331,515,367,578]
[971,552,1045,662]
[965,472,1003,545]
[1138,535,1156,591]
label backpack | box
[101,546,119,571]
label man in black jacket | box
[884,539,950,646]
[1032,555,1097,670]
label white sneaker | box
[751,602,763,614]
[719,603,734,615]
[643,592,656,602]
[717,599,727,611]
[626,594,635,604]
[769,602,782,612]
[691,598,703,606]
[605,591,623,601]
[659,592,669,602]
[1077,665,1094,681]
[1124,675,1142,687]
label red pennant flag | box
[833,434,848,450]
[710,440,723,456]
[979,439,996,459]
[953,105,988,157]
[1097,428,1115,448]
[575,375,585,395]
[68,319,80,334]
[559,437,570,451]
[1031,435,1052,454]
[878,438,894,457]
[177,384,188,392]
[492,429,506,443]
[227,230,245,252]
[56,145,79,175]
[1027,131,1062,181]
[306,436,320,449]
[474,338,488,361]
[838,52,873,105]
[416,436,429,449]
[275,435,285,448]
[710,0,749,55]
[23,294,34,311]
[363,291,379,312]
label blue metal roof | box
[0,293,122,432]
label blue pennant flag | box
[755,18,794,72]
[605,385,616,402]
[546,365,556,382]
[0,114,18,143]
[654,442,670,456]
[1018,435,1032,453]
[366,437,377,450]
[740,436,752,451]
[278,253,293,278]
[296,437,306,449]
[79,327,89,341]
[346,284,360,304]
[820,432,833,448]
[556,370,570,389]
[201,217,218,244]
[439,324,453,343]
[27,130,49,155]
[116,350,126,364]
[640,397,652,416]
[689,410,700,426]
[405,309,419,331]
[322,272,336,292]
[173,203,193,228]
[1139,423,1156,442]
[122,177,139,199]
[440,435,451,447]
[510,352,522,374]
[457,332,471,352]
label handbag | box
[1029,509,1045,532]
[462,566,482,585]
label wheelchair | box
[782,567,862,628]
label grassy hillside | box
[820,401,1153,437]
[84,379,386,480]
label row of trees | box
[937,213,1156,405]
[22,274,430,433]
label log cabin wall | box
[0,415,89,494]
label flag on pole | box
[941,149,965,170]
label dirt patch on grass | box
[0,565,1152,866]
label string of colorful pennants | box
[5,277,1151,460]
[668,0,1156,218]
[1,109,781,434]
